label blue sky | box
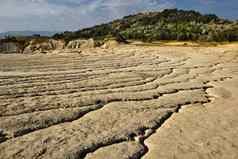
[0,0,237,32]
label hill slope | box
[0,31,59,38]
[53,9,238,42]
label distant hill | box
[53,9,238,42]
[0,31,60,37]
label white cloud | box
[0,0,65,17]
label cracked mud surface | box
[0,45,238,159]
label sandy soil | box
[0,44,238,159]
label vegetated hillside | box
[53,9,238,42]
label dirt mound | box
[101,39,120,49]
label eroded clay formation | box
[0,45,238,159]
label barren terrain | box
[0,44,238,159]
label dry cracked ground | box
[0,44,238,159]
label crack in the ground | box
[0,72,233,147]
[76,88,213,159]
[126,88,214,159]
[130,78,234,159]
[0,87,207,144]
[0,129,7,143]
[0,81,208,117]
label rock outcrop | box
[66,39,95,49]
[23,39,65,54]
[50,39,65,50]
[0,42,21,53]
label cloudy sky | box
[0,0,237,32]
